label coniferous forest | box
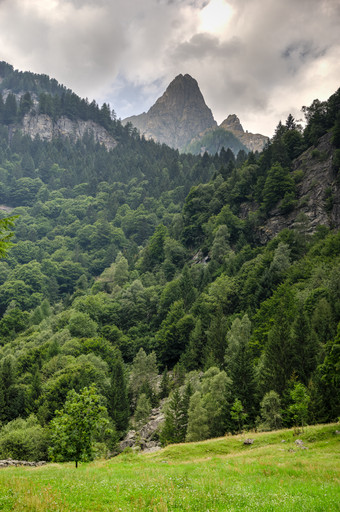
[0,62,339,462]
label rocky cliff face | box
[257,133,340,242]
[220,114,268,153]
[123,74,217,151]
[20,113,117,151]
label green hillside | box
[0,63,339,463]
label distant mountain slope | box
[184,126,247,156]
[123,74,217,151]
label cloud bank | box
[0,0,339,135]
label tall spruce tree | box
[108,353,129,435]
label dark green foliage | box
[160,383,192,445]
[261,285,296,395]
[262,164,295,213]
[108,353,129,434]
[156,301,195,368]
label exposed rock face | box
[220,114,268,153]
[118,404,165,454]
[258,133,340,242]
[124,74,217,151]
[20,113,117,151]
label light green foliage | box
[186,391,209,442]
[201,367,232,437]
[259,390,282,431]
[0,216,16,259]
[49,385,110,467]
[269,242,291,278]
[68,311,98,338]
[288,382,310,428]
[210,224,230,264]
[230,398,247,433]
[0,414,48,460]
[129,348,158,405]
[134,393,151,429]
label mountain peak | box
[123,74,216,150]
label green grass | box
[0,424,339,511]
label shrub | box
[0,415,48,460]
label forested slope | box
[0,63,339,460]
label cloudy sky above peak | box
[0,0,339,135]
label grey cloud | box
[173,33,242,60]
[0,0,339,135]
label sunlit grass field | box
[0,424,339,511]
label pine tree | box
[262,285,296,395]
[108,354,129,435]
[161,382,192,445]
[225,314,256,418]
[291,310,319,385]
[160,367,170,399]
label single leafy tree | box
[230,399,247,433]
[186,391,209,442]
[0,217,16,259]
[288,382,310,429]
[134,393,151,429]
[259,390,282,431]
[49,385,109,468]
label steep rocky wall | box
[21,113,117,151]
[258,133,340,242]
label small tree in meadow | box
[259,390,282,431]
[288,382,310,430]
[230,399,247,433]
[49,385,109,468]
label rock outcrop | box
[123,74,217,151]
[118,405,165,454]
[258,132,340,242]
[220,114,268,153]
[0,459,46,468]
[20,113,117,151]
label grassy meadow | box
[0,423,339,511]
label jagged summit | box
[220,114,268,153]
[220,114,244,133]
[123,74,217,150]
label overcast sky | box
[0,0,339,136]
